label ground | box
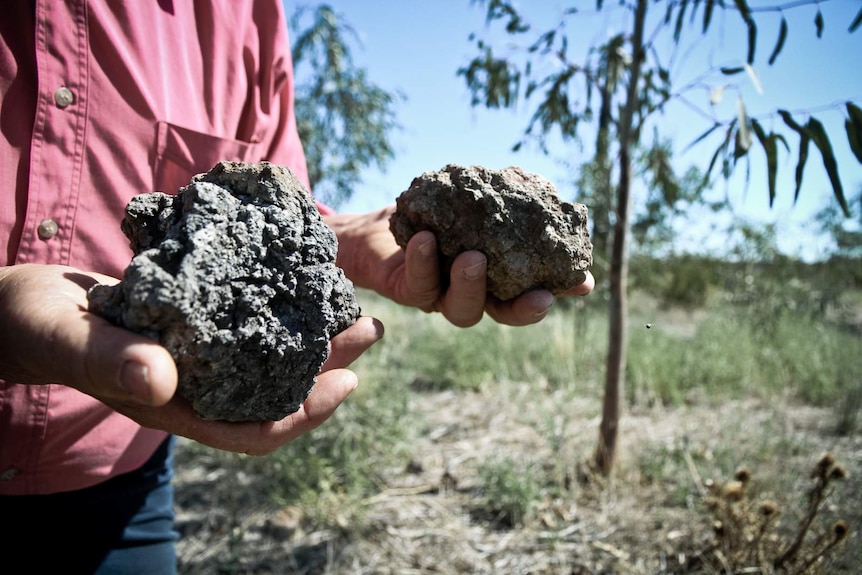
[173,388,861,574]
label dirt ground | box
[173,390,861,574]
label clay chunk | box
[88,161,360,422]
[389,164,592,300]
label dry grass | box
[174,390,860,574]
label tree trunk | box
[590,85,613,266]
[594,0,648,475]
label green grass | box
[475,456,541,528]
[626,304,862,409]
[353,288,610,394]
[356,282,861,417]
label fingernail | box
[418,238,435,257]
[120,361,153,405]
[463,261,486,281]
[533,291,555,316]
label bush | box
[475,456,541,528]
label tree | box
[814,188,862,260]
[289,4,403,209]
[459,0,862,474]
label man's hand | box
[0,264,383,454]
[326,207,595,327]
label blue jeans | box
[0,436,178,574]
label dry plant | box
[692,452,851,574]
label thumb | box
[53,314,178,407]
[81,320,177,406]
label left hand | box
[325,206,595,327]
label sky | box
[285,0,862,260]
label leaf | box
[674,0,690,42]
[844,118,862,163]
[847,101,862,141]
[658,67,670,83]
[734,0,757,63]
[528,29,556,54]
[704,125,734,185]
[750,118,767,145]
[734,96,752,159]
[751,119,778,207]
[807,117,850,216]
[733,0,751,21]
[768,17,788,65]
[778,110,810,203]
[720,66,745,75]
[778,109,805,134]
[794,133,810,204]
[684,122,722,152]
[814,8,824,38]
[746,19,757,64]
[845,103,862,163]
[744,63,763,94]
[850,7,862,32]
[703,0,716,33]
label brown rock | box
[389,164,592,300]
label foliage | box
[814,189,862,259]
[631,137,710,256]
[459,0,861,220]
[476,456,541,528]
[289,4,402,208]
[694,456,851,574]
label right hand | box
[0,263,383,454]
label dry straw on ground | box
[175,388,860,574]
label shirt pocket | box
[153,121,260,194]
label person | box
[0,2,594,573]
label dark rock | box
[88,161,360,422]
[389,164,592,300]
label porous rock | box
[88,161,360,422]
[389,164,592,300]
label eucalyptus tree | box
[289,4,402,209]
[459,0,862,474]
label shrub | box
[475,457,541,528]
[692,454,851,573]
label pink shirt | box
[1,1,314,495]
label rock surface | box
[389,164,592,300]
[88,161,360,422]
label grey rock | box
[389,164,592,300]
[88,161,360,422]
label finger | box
[485,289,555,326]
[438,251,488,327]
[404,231,441,310]
[114,368,358,455]
[557,271,596,297]
[252,368,359,455]
[321,316,384,371]
[113,395,272,453]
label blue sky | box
[287,1,861,259]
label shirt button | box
[37,219,59,240]
[54,86,75,108]
[0,467,19,481]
